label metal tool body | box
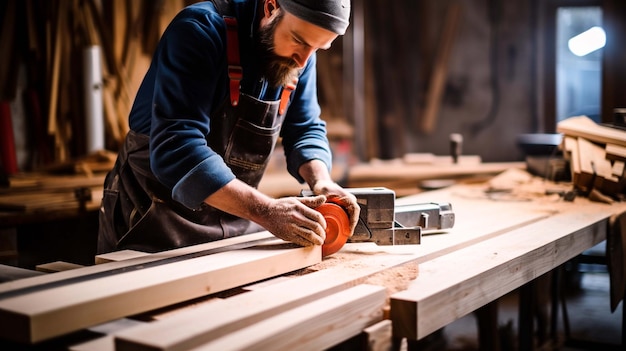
[347,187,454,246]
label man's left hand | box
[312,180,360,235]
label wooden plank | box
[557,115,626,148]
[0,233,321,343]
[188,284,386,351]
[606,143,626,162]
[114,266,381,351]
[390,203,618,340]
[0,231,275,294]
[35,261,84,273]
[70,336,114,351]
[347,161,525,188]
[94,250,150,264]
[113,185,551,351]
[562,136,580,184]
[363,319,393,351]
[0,265,44,283]
[577,137,621,194]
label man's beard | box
[257,16,301,88]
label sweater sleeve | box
[148,8,235,209]
[281,53,333,184]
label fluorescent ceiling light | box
[568,26,606,56]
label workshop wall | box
[361,0,536,162]
[1,0,625,173]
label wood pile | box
[557,115,626,202]
[2,0,191,172]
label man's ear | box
[264,0,278,17]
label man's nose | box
[292,47,315,68]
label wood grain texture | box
[113,185,551,351]
[390,201,621,340]
[115,265,385,351]
[0,231,275,294]
[0,233,320,343]
[189,284,386,351]
[347,161,525,189]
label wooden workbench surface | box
[1,168,624,350]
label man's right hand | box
[204,179,329,247]
[257,195,328,247]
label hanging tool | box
[312,187,455,256]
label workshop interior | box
[1,0,626,350]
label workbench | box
[0,168,623,351]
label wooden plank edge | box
[190,284,387,351]
[390,209,611,340]
[114,258,407,351]
[94,250,150,264]
[0,231,276,294]
[0,241,321,344]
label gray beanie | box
[278,0,351,35]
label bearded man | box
[97,0,360,254]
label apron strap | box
[279,78,298,115]
[224,16,242,106]
[224,15,298,113]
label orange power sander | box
[308,187,455,256]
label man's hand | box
[312,180,360,235]
[256,195,328,247]
[204,179,329,247]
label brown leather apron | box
[97,92,284,254]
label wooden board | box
[347,161,525,189]
[0,233,321,343]
[114,265,387,351]
[112,184,551,351]
[390,202,618,340]
[35,261,84,273]
[606,143,626,162]
[189,284,386,351]
[0,231,275,294]
[557,115,626,148]
[562,136,581,184]
[94,250,150,264]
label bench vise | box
[309,187,455,256]
[348,187,454,246]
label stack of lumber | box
[346,155,525,196]
[2,171,624,350]
[557,115,626,199]
[0,173,105,225]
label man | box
[97,0,360,254]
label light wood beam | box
[0,233,320,343]
[390,205,614,340]
[189,284,386,351]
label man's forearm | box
[203,178,273,224]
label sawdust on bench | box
[295,250,420,302]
